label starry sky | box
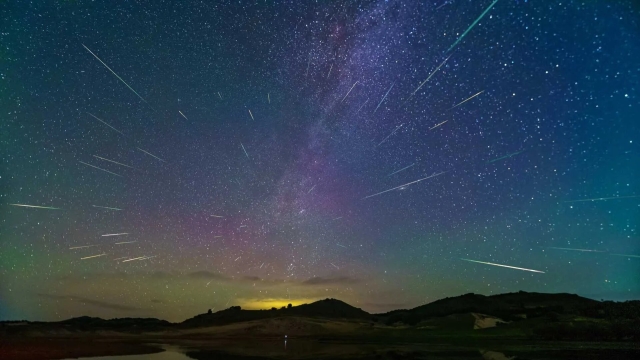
[1,0,639,323]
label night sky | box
[1,0,639,323]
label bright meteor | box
[450,90,485,110]
[548,247,606,253]
[563,195,640,203]
[363,171,446,200]
[610,253,640,259]
[447,0,500,53]
[82,44,150,106]
[80,253,106,260]
[92,205,123,211]
[9,204,60,210]
[460,258,545,273]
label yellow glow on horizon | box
[238,298,318,310]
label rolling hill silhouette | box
[377,291,614,325]
[181,298,369,327]
[2,291,638,342]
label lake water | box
[67,342,640,360]
[71,345,190,360]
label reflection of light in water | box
[284,340,287,350]
[72,344,191,359]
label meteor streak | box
[373,82,395,113]
[102,233,128,237]
[121,256,146,262]
[327,64,333,78]
[564,195,640,203]
[460,258,545,273]
[87,113,123,135]
[115,241,137,245]
[93,155,133,169]
[410,55,451,97]
[330,263,339,269]
[92,205,123,211]
[81,44,150,106]
[240,143,250,159]
[307,184,317,194]
[179,111,188,120]
[136,148,165,162]
[356,98,369,113]
[341,81,359,102]
[429,120,449,130]
[377,124,403,147]
[611,253,640,258]
[388,163,415,176]
[81,253,106,260]
[70,245,98,249]
[9,204,60,210]
[450,90,484,110]
[363,171,446,199]
[548,247,606,253]
[447,0,500,53]
[487,150,524,163]
[210,215,225,218]
[248,109,255,121]
[79,161,122,177]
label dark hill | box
[57,316,172,330]
[413,291,598,317]
[0,316,173,336]
[2,292,638,335]
[377,291,639,326]
[286,298,369,319]
[181,298,369,328]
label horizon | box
[3,289,639,323]
[2,0,639,325]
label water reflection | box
[66,341,640,360]
[69,345,189,360]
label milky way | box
[1,0,639,322]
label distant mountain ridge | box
[376,291,622,325]
[2,291,638,332]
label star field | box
[1,0,639,322]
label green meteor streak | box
[92,205,123,211]
[611,253,640,259]
[447,0,500,53]
[487,150,524,163]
